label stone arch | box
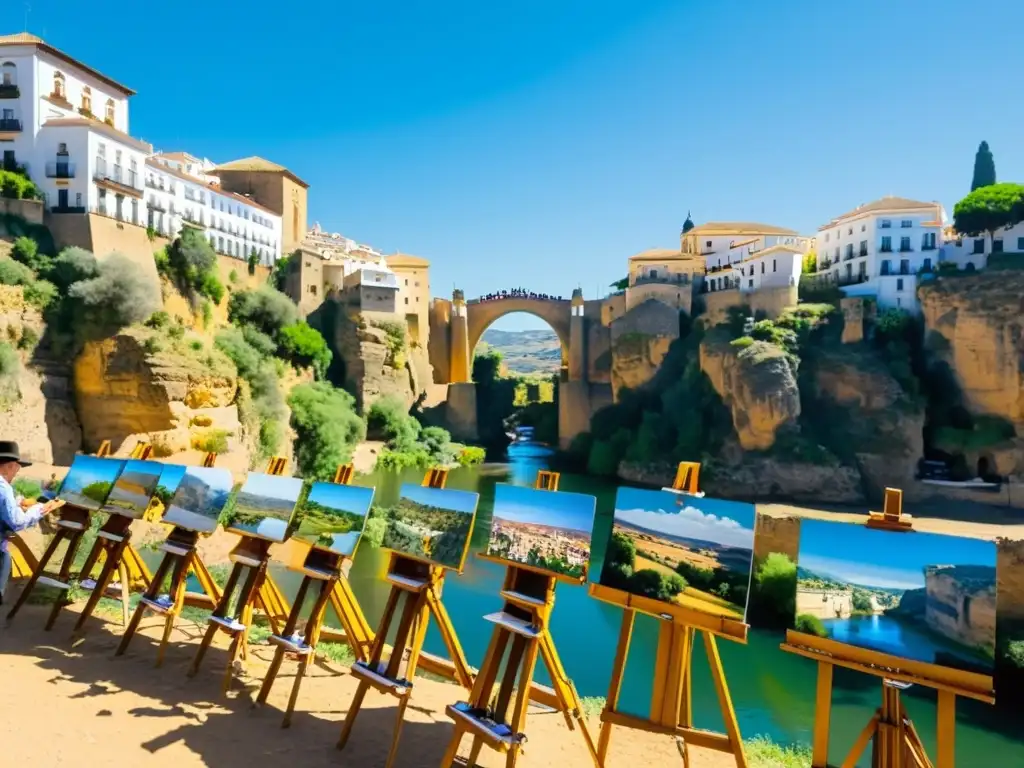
[465,297,573,363]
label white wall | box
[30,122,89,210]
[34,50,130,134]
[940,221,1024,270]
[0,48,37,174]
[820,208,942,287]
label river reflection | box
[177,453,1022,766]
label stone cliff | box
[609,300,680,400]
[924,565,997,654]
[699,329,800,451]
[73,328,242,459]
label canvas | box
[222,473,304,543]
[598,487,755,621]
[293,483,376,558]
[485,483,595,580]
[375,483,479,571]
[161,466,234,533]
[57,455,125,511]
[796,519,997,674]
[100,459,164,519]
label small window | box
[1017,237,1024,251]
[81,86,92,114]
[706,240,712,248]
[901,220,912,228]
[748,279,753,288]
[53,70,66,98]
[880,219,891,229]
[405,297,409,305]
[772,259,777,272]
[861,224,866,232]
[75,192,82,207]
[848,227,852,235]
[972,239,985,254]
[897,278,904,291]
[760,262,765,274]
[993,239,1004,253]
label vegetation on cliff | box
[369,395,485,470]
[472,345,559,453]
[287,382,366,480]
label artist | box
[0,441,60,605]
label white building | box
[145,153,282,265]
[939,221,1024,272]
[734,245,803,293]
[341,266,399,313]
[681,221,810,271]
[0,32,150,222]
[305,223,388,279]
[818,196,946,312]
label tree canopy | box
[971,141,996,191]
[952,182,1024,239]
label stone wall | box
[797,588,852,620]
[609,299,679,400]
[702,285,798,327]
[924,565,998,653]
[753,514,801,567]
[0,198,44,224]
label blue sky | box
[239,472,303,503]
[798,520,996,591]
[400,483,478,515]
[175,466,233,496]
[5,1,1023,329]
[113,459,162,489]
[61,455,123,491]
[492,483,596,533]
[307,482,375,517]
[156,463,186,492]
[614,487,754,549]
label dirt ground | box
[0,602,730,768]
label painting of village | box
[795,519,997,674]
[57,455,125,511]
[486,483,595,580]
[100,459,164,519]
[162,466,234,533]
[598,487,755,621]
[293,483,376,558]
[375,484,479,571]
[222,473,304,543]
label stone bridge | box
[428,289,612,447]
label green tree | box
[610,276,629,291]
[851,589,873,613]
[750,552,798,629]
[287,382,366,480]
[279,321,332,379]
[247,247,260,276]
[970,140,996,191]
[952,182,1024,245]
[802,251,817,274]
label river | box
[206,449,1024,765]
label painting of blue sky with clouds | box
[100,459,164,519]
[58,455,124,511]
[162,466,233,533]
[599,487,755,620]
[486,483,596,580]
[222,472,304,543]
[293,483,376,558]
[796,519,997,673]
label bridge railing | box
[468,295,571,304]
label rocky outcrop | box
[699,331,800,451]
[924,565,997,653]
[609,300,679,400]
[73,329,242,457]
[919,272,1024,430]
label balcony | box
[0,84,18,99]
[45,161,76,179]
[899,246,913,253]
[843,251,854,262]
[50,205,86,214]
[148,199,167,213]
[633,274,691,287]
[922,243,937,251]
[859,248,868,257]
[0,117,22,132]
[93,160,144,197]
[879,246,893,253]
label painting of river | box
[796,519,997,674]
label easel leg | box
[7,529,66,621]
[157,553,192,668]
[702,632,748,768]
[73,538,127,632]
[336,681,370,749]
[597,609,635,764]
[812,662,833,768]
[43,528,86,631]
[440,725,465,768]
[117,561,131,627]
[935,691,955,768]
[188,562,244,678]
[116,554,175,657]
[282,579,332,727]
[539,631,600,764]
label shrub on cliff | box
[47,247,98,291]
[279,321,331,379]
[11,236,51,273]
[794,613,827,638]
[163,228,224,305]
[0,340,20,409]
[0,258,57,309]
[67,253,162,339]
[228,286,299,339]
[288,382,366,480]
[367,395,419,443]
[0,169,39,200]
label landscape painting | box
[222,473,304,542]
[162,466,234,533]
[486,483,595,580]
[375,484,479,571]
[598,487,755,621]
[293,483,376,558]
[100,459,164,519]
[57,455,125,511]
[796,519,997,674]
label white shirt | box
[0,476,45,553]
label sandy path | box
[0,603,733,768]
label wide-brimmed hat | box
[0,441,31,467]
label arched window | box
[53,70,66,99]
[1,62,15,88]
[81,86,92,114]
[104,98,115,125]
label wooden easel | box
[441,470,599,768]
[114,452,224,666]
[592,461,749,768]
[66,442,157,635]
[6,443,138,628]
[255,463,374,726]
[187,455,292,691]
[781,488,993,768]
[336,467,474,768]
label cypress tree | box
[971,141,996,191]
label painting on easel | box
[162,466,234,533]
[795,519,997,674]
[222,472,304,542]
[292,483,376,557]
[100,459,164,518]
[598,487,755,621]
[57,455,125,510]
[485,483,595,580]
[376,483,479,571]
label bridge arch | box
[465,297,573,365]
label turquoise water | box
[824,614,990,672]
[187,454,1024,766]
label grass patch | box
[745,735,812,768]
[317,640,355,665]
[579,696,606,717]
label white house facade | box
[0,32,150,221]
[735,245,803,293]
[819,196,946,312]
[939,220,1024,272]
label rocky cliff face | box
[924,565,997,653]
[920,273,1024,429]
[699,331,801,451]
[609,300,680,400]
[73,329,242,458]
